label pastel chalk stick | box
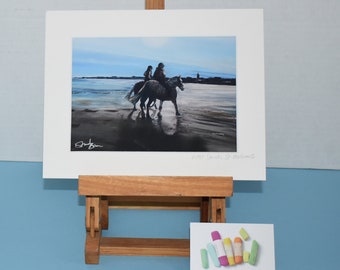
[207,242,221,267]
[234,237,243,264]
[243,251,250,262]
[249,240,259,265]
[200,248,209,269]
[223,238,235,266]
[211,231,229,266]
[239,227,249,240]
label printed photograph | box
[71,36,237,152]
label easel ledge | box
[79,175,233,197]
[78,175,233,264]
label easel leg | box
[145,0,165,9]
[101,197,109,230]
[85,196,101,264]
[85,229,101,264]
[200,197,210,222]
[210,197,226,223]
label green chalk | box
[200,248,209,269]
[249,240,259,265]
[239,227,249,240]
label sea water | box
[72,78,236,113]
[72,78,139,110]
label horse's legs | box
[140,97,146,118]
[132,85,137,111]
[146,98,155,118]
[157,101,164,117]
[172,100,180,116]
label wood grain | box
[79,175,233,197]
[100,237,189,257]
[145,0,165,9]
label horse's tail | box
[128,92,141,104]
[128,84,146,104]
[124,88,134,101]
[125,81,145,103]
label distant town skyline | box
[72,36,236,78]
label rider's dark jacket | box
[153,67,166,85]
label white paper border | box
[43,9,265,180]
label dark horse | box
[128,76,184,118]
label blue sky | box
[72,36,236,78]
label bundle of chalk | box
[199,227,259,269]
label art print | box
[43,10,265,179]
[71,36,236,152]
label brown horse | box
[128,76,184,118]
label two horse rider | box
[143,63,171,93]
[153,62,166,84]
[143,65,153,81]
[152,62,171,93]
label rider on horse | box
[143,65,153,81]
[153,62,171,94]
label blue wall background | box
[1,161,339,269]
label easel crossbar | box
[107,196,202,210]
[101,237,190,257]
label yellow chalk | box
[239,227,249,240]
[223,238,235,266]
[243,251,250,262]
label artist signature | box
[74,139,103,150]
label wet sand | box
[71,84,236,152]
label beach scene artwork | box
[71,36,237,152]
[43,10,265,179]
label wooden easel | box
[79,175,233,264]
[78,0,234,264]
